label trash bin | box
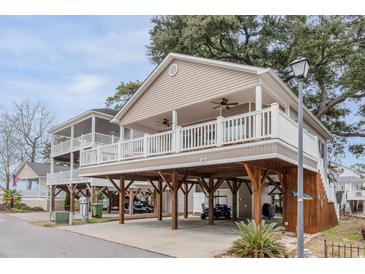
[91,203,103,218]
[79,197,89,223]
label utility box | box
[50,211,70,224]
[79,197,89,223]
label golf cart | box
[201,195,231,220]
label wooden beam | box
[125,179,135,190]
[149,180,160,194]
[213,178,225,193]
[197,177,210,193]
[171,171,178,229]
[244,164,262,226]
[129,189,134,216]
[187,183,195,194]
[232,180,238,221]
[50,185,55,211]
[90,186,96,203]
[157,178,163,221]
[107,176,120,192]
[208,178,214,225]
[184,182,189,219]
[119,176,125,224]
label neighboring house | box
[334,164,365,215]
[47,108,191,215]
[14,162,68,210]
[49,53,338,233]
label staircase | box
[318,158,339,219]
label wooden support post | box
[90,186,96,203]
[184,182,189,219]
[50,185,55,212]
[244,164,264,226]
[69,184,75,213]
[108,191,112,213]
[129,189,134,216]
[208,178,214,225]
[171,171,178,229]
[157,179,163,221]
[119,176,125,224]
[232,181,238,221]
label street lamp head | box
[290,57,310,79]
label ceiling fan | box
[211,98,239,115]
[156,118,172,128]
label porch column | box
[255,85,262,111]
[120,125,124,141]
[129,189,134,216]
[119,176,125,224]
[184,182,189,219]
[157,179,163,221]
[91,115,96,145]
[171,171,178,229]
[208,178,214,225]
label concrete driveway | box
[0,213,167,258]
[59,216,239,257]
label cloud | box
[68,74,109,94]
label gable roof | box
[50,108,117,134]
[15,162,69,178]
[111,53,332,139]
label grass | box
[306,215,365,257]
[31,217,118,228]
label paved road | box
[0,214,168,258]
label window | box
[318,140,325,158]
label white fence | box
[47,169,82,183]
[80,104,319,166]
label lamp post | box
[289,57,309,258]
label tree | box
[2,189,22,209]
[147,16,365,159]
[105,81,142,111]
[351,163,365,178]
[0,111,20,190]
[11,101,54,162]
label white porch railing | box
[47,169,84,183]
[51,132,119,156]
[80,103,319,167]
[347,190,365,200]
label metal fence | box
[324,240,365,258]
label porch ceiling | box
[129,86,277,134]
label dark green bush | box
[31,206,44,211]
[64,193,70,211]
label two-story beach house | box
[47,108,191,215]
[334,164,365,216]
[73,53,338,233]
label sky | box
[0,16,362,167]
[0,16,154,123]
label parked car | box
[133,201,154,214]
[201,204,231,220]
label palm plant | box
[3,189,22,209]
[233,219,287,258]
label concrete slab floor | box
[59,215,240,258]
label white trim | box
[79,139,318,177]
[50,110,115,134]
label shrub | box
[3,189,22,209]
[64,193,70,211]
[31,206,44,211]
[232,219,287,258]
[20,205,32,211]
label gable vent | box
[168,63,178,77]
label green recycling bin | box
[91,203,103,218]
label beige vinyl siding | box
[121,59,259,125]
